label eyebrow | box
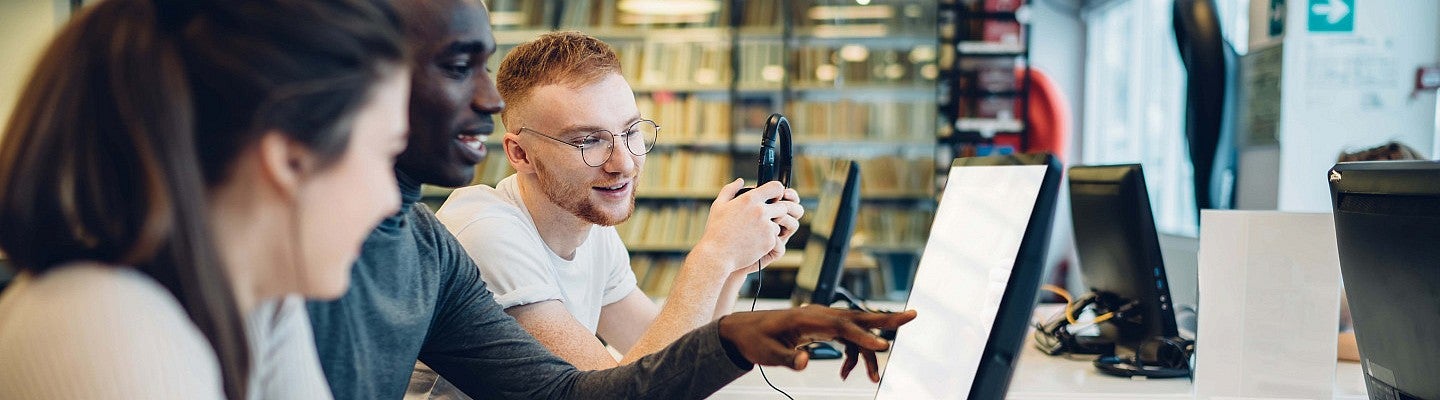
[442,41,492,56]
[556,115,643,137]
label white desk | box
[714,300,1369,399]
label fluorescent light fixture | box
[810,24,888,38]
[839,45,870,62]
[618,0,720,16]
[808,5,894,20]
[909,45,937,63]
[815,64,839,81]
[761,65,785,82]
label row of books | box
[790,1,935,31]
[616,203,711,250]
[560,0,727,29]
[736,42,785,88]
[792,155,935,197]
[791,46,937,87]
[784,100,934,142]
[487,0,551,29]
[488,0,941,32]
[632,254,688,298]
[635,94,731,143]
[612,41,733,89]
[856,206,933,250]
[638,151,733,193]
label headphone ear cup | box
[1138,337,1191,369]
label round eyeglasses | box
[520,119,659,167]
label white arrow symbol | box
[1311,0,1351,24]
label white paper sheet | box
[1194,211,1342,400]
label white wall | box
[0,0,69,134]
[1030,0,1087,162]
[1276,0,1439,212]
[1028,0,1087,276]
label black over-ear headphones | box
[1093,336,1194,378]
[738,113,792,196]
[758,113,792,187]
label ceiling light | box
[618,0,720,16]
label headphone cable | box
[749,260,794,400]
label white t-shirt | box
[435,175,638,333]
[0,262,331,400]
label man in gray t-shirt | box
[305,1,916,399]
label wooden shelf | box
[583,27,733,42]
[952,118,1024,134]
[632,84,731,93]
[956,41,1026,56]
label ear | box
[256,130,319,199]
[504,130,536,174]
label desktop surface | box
[715,300,1368,400]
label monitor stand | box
[832,286,878,312]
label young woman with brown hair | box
[0,0,408,398]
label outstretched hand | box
[717,305,917,382]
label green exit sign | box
[1308,0,1354,32]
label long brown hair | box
[0,0,404,398]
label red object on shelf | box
[1015,67,1071,162]
[984,0,1023,12]
[983,21,1022,45]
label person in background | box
[0,0,409,398]
[430,31,801,372]
[305,1,915,399]
[1334,140,1425,362]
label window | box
[1080,0,1247,236]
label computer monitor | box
[877,153,1061,400]
[1068,164,1180,349]
[791,159,861,307]
[1329,160,1440,400]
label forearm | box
[574,322,750,399]
[711,270,749,320]
[619,246,736,364]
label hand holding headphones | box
[694,114,803,274]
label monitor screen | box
[1068,164,1179,350]
[1329,160,1440,400]
[792,160,860,306]
[877,154,1060,400]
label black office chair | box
[1173,0,1238,213]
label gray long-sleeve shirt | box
[307,172,750,399]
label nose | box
[600,139,638,174]
[472,73,504,115]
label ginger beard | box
[533,155,637,226]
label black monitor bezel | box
[933,153,1062,399]
[1067,163,1181,351]
[1329,160,1440,400]
[791,160,861,307]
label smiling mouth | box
[456,133,488,150]
[595,181,629,192]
